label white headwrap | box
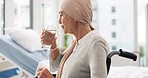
[59,0,94,30]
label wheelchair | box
[106,49,137,74]
[35,49,137,77]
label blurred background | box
[0,0,148,67]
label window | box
[14,0,30,29]
[0,0,4,35]
[42,0,56,28]
[112,19,116,25]
[112,45,117,50]
[111,6,116,13]
[112,32,116,38]
[92,0,99,30]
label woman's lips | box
[61,26,64,29]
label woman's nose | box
[58,17,61,24]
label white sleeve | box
[49,51,63,72]
[89,40,108,78]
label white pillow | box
[5,28,43,52]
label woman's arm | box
[89,40,108,78]
[49,37,63,72]
[50,37,60,61]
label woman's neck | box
[74,24,92,41]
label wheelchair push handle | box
[106,49,137,74]
[119,49,137,61]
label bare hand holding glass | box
[41,25,56,48]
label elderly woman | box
[38,0,109,78]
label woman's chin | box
[63,29,69,34]
[64,31,68,34]
[63,30,67,34]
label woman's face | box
[58,11,77,34]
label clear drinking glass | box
[42,25,56,48]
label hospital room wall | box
[4,0,14,30]
[146,4,148,67]
[137,0,148,67]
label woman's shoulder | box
[89,30,107,43]
[89,30,110,51]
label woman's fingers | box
[40,30,56,46]
[37,68,53,78]
[40,29,45,37]
[38,67,44,72]
[37,67,44,77]
[37,68,46,77]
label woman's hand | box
[40,30,56,47]
[37,67,54,78]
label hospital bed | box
[0,35,49,77]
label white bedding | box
[108,66,148,78]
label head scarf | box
[59,0,94,30]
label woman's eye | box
[59,14,62,17]
[60,14,63,17]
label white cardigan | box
[50,30,109,78]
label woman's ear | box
[74,20,77,24]
[75,20,78,26]
[74,19,77,22]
